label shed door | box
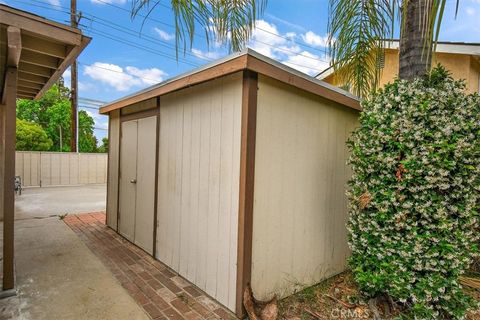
[118,116,157,254]
[134,117,157,253]
[118,120,137,242]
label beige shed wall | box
[106,109,120,230]
[156,72,242,311]
[251,75,359,300]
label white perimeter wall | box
[251,75,359,299]
[15,151,107,187]
[156,72,242,311]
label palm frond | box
[328,0,457,97]
[328,0,395,97]
[131,0,267,57]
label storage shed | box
[99,49,360,317]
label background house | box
[101,49,360,317]
[318,40,480,93]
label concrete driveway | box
[15,185,107,220]
[0,185,149,319]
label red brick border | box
[64,212,236,320]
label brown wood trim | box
[0,4,83,38]
[6,27,21,68]
[100,55,248,114]
[235,70,258,317]
[100,52,361,115]
[116,110,122,231]
[3,67,18,290]
[245,55,361,111]
[120,108,159,122]
[152,97,161,258]
[105,114,112,229]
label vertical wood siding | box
[15,151,107,187]
[156,72,242,311]
[251,75,359,300]
[106,109,120,230]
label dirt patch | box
[278,271,480,320]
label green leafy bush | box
[347,66,480,319]
[16,118,53,151]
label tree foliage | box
[16,118,53,151]
[16,81,99,153]
[347,66,480,318]
[79,110,98,153]
[97,137,109,153]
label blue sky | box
[4,0,480,142]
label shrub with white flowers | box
[347,66,480,319]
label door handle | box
[130,179,137,184]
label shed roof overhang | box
[99,49,361,114]
[0,4,91,101]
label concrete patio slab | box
[0,216,149,320]
[15,185,106,220]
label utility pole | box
[70,0,78,152]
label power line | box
[79,105,101,111]
[82,28,200,67]
[78,14,328,72]
[76,61,165,83]
[78,97,107,105]
[83,27,326,72]
[12,0,331,74]
[90,0,330,63]
[9,0,205,66]
[94,0,330,56]
[80,17,214,62]
[16,0,330,65]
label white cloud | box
[191,48,221,60]
[283,51,330,76]
[285,32,297,40]
[466,7,476,16]
[91,0,126,4]
[154,28,175,41]
[265,13,306,32]
[83,62,167,91]
[301,31,329,47]
[47,0,61,6]
[62,68,71,81]
[246,20,331,76]
[125,66,167,86]
[248,20,287,58]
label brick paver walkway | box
[64,212,236,320]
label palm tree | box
[328,0,458,96]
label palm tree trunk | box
[399,0,433,80]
